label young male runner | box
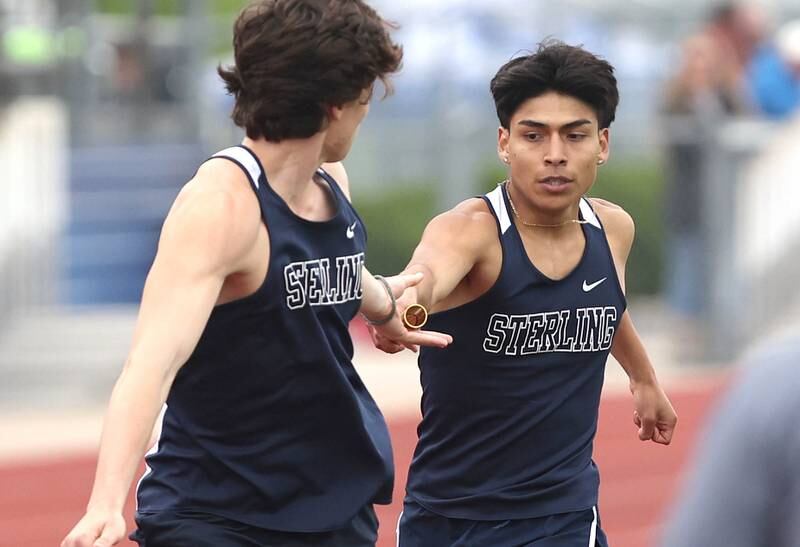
[374,41,678,546]
[62,2,451,546]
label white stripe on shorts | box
[588,505,598,546]
[395,511,404,547]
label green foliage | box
[479,163,508,193]
[590,161,664,295]
[354,184,438,275]
[211,0,249,14]
[94,0,246,16]
[94,0,180,15]
[93,0,129,14]
[210,1,250,54]
[92,0,247,56]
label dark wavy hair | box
[490,41,619,130]
[218,0,403,141]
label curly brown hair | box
[218,0,403,142]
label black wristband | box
[363,275,396,326]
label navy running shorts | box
[397,497,608,547]
[130,504,378,547]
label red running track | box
[0,380,727,547]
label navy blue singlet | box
[135,145,393,532]
[406,183,626,521]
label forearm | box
[392,208,483,311]
[402,253,471,311]
[611,311,658,386]
[401,263,434,308]
[86,359,173,511]
[359,267,393,322]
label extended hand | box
[631,382,678,445]
[370,272,452,354]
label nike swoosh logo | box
[346,221,357,239]
[582,277,607,292]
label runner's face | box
[498,91,609,210]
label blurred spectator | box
[112,42,146,103]
[659,3,765,325]
[663,31,748,123]
[748,19,800,119]
[660,334,800,547]
[706,3,767,86]
[661,28,748,322]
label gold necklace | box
[503,180,588,228]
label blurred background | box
[1,1,799,546]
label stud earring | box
[597,159,605,165]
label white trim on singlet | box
[213,146,262,189]
[579,198,602,230]
[487,187,600,233]
[134,403,168,511]
[588,505,598,546]
[485,185,512,234]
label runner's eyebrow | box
[517,119,592,130]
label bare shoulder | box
[588,197,626,216]
[320,161,351,200]
[589,197,634,237]
[177,159,261,225]
[453,195,494,216]
[589,198,635,265]
[432,197,498,242]
[452,196,496,224]
[161,158,263,267]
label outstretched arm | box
[319,161,453,351]
[322,162,482,312]
[593,198,678,445]
[370,199,498,353]
[399,203,493,311]
[361,268,453,350]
